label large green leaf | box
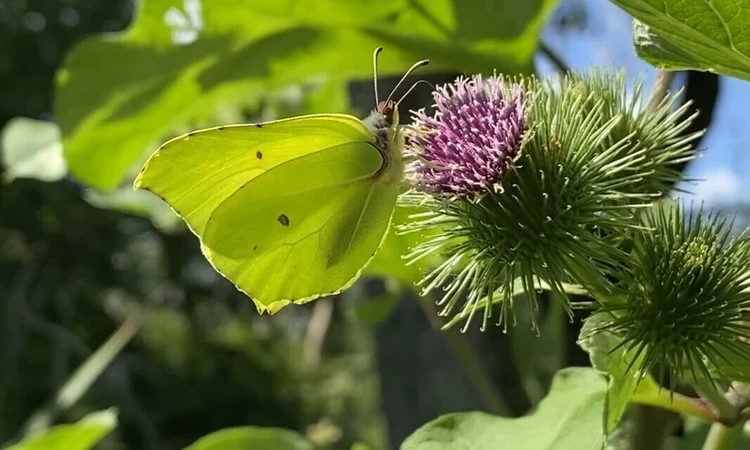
[182,427,313,450]
[609,0,750,80]
[55,0,558,190]
[7,409,117,450]
[400,367,606,450]
[578,313,661,433]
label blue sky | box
[538,0,749,206]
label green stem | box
[646,70,676,113]
[702,382,750,450]
[693,378,738,424]
[701,422,744,450]
[631,388,718,423]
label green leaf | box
[578,313,659,433]
[400,367,606,450]
[182,427,313,450]
[632,21,704,70]
[56,0,557,190]
[0,117,67,182]
[8,409,117,450]
[609,0,750,80]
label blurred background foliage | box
[0,0,732,449]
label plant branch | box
[303,298,334,370]
[701,423,744,450]
[631,387,718,423]
[22,312,142,435]
[701,382,750,450]
[693,378,738,424]
[646,70,676,113]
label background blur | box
[0,0,737,449]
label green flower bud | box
[558,71,701,194]
[401,73,699,331]
[592,203,750,385]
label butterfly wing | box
[134,114,400,313]
[203,142,399,312]
[134,114,375,235]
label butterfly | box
[134,48,428,313]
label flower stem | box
[693,377,738,424]
[701,422,744,450]
[631,388,718,423]
[702,382,750,450]
[646,70,676,113]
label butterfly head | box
[363,100,397,151]
[370,47,428,129]
[377,100,398,127]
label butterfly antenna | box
[373,46,384,106]
[396,79,436,107]
[385,58,430,104]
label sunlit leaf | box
[609,0,750,80]
[182,426,313,450]
[56,0,558,189]
[84,188,183,232]
[8,409,117,450]
[401,368,606,450]
[0,117,67,182]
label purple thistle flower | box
[408,75,527,196]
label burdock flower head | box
[589,203,750,386]
[400,73,697,331]
[408,75,526,196]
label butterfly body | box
[364,99,404,182]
